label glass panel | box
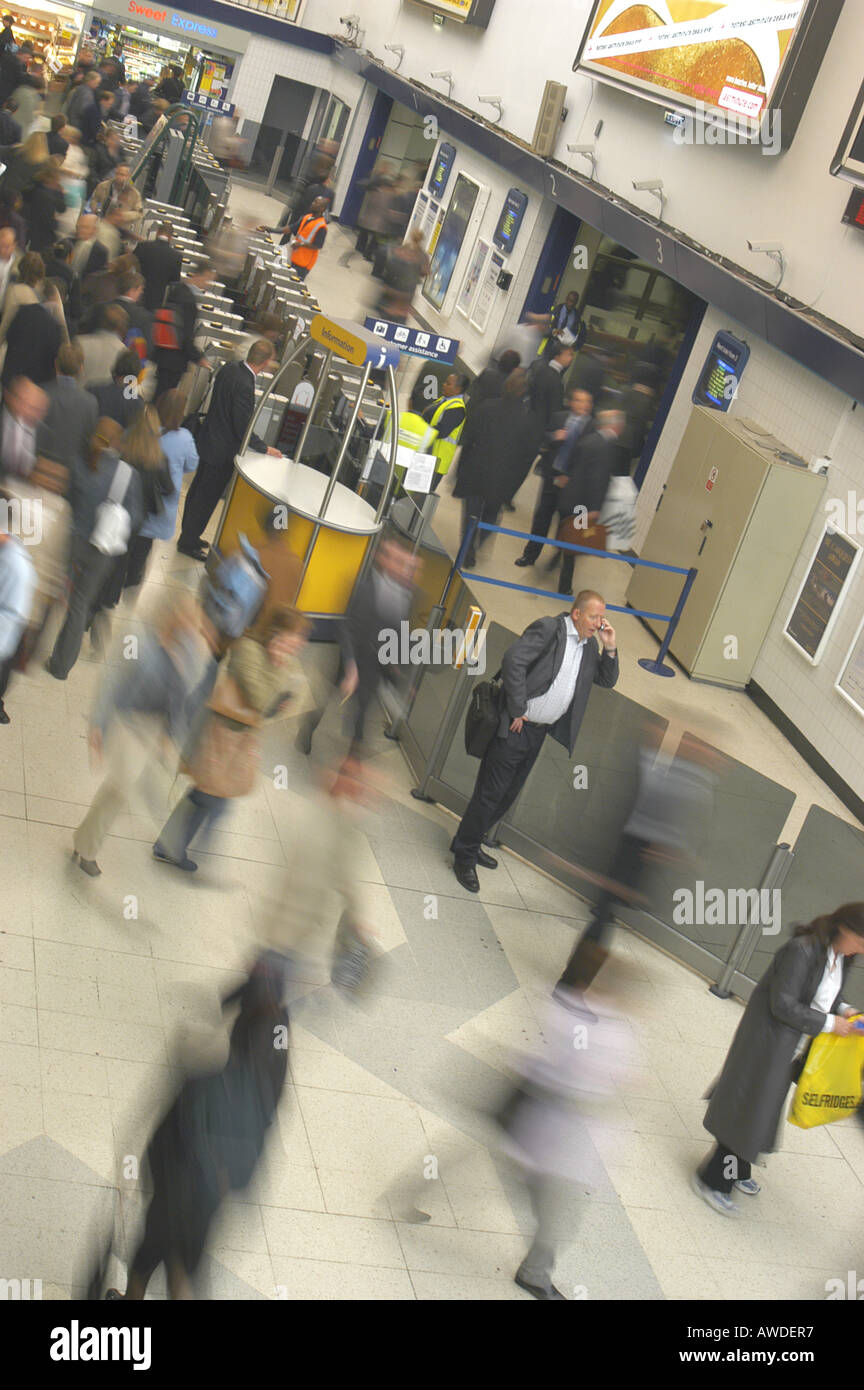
[437,622,516,800]
[745,806,864,1007]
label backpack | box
[201,535,268,640]
[152,304,180,352]
[90,459,132,556]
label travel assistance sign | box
[309,316,400,370]
[364,317,460,364]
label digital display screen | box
[842,188,864,231]
[692,331,749,412]
[493,188,528,256]
[428,142,456,200]
[574,0,811,134]
[423,173,481,312]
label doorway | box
[244,76,318,196]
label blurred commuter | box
[39,341,97,473]
[135,220,181,313]
[152,263,214,398]
[453,368,540,568]
[69,211,107,281]
[465,349,521,424]
[338,170,394,267]
[98,951,289,1301]
[78,301,128,387]
[177,339,279,561]
[556,724,722,1005]
[554,408,623,598]
[0,247,44,343]
[23,160,65,254]
[70,592,205,876]
[373,228,429,324]
[451,592,618,893]
[86,127,123,194]
[109,268,152,362]
[121,389,197,591]
[47,113,68,160]
[45,414,142,680]
[1,256,63,387]
[694,904,864,1217]
[90,162,142,220]
[515,372,585,570]
[91,348,145,428]
[0,516,35,724]
[154,605,306,871]
[0,374,47,480]
[0,223,20,313]
[151,64,183,105]
[296,538,418,760]
[248,504,301,638]
[90,405,172,617]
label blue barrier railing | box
[444,518,697,679]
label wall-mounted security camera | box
[632,177,666,220]
[430,70,455,99]
[746,239,786,288]
[385,43,405,70]
[478,95,503,123]
[567,143,597,177]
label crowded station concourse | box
[0,0,863,1336]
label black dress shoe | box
[0,702,9,725]
[503,501,516,512]
[476,848,497,870]
[177,542,208,561]
[514,1272,567,1301]
[514,555,534,568]
[453,858,479,893]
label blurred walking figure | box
[0,518,35,724]
[373,228,429,324]
[71,593,204,876]
[453,367,540,568]
[338,170,394,267]
[95,952,290,1300]
[296,538,418,761]
[497,975,634,1298]
[556,721,723,1005]
[693,904,864,1218]
[154,605,307,872]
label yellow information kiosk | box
[216,315,400,625]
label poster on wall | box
[426,205,446,259]
[784,526,862,665]
[457,236,490,319]
[409,192,429,243]
[423,174,483,312]
[470,249,503,334]
[493,189,528,256]
[420,198,440,252]
[573,0,825,142]
[835,614,864,717]
[428,142,456,200]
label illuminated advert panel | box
[573,0,844,149]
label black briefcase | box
[464,668,504,759]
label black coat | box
[556,426,614,520]
[196,360,265,470]
[466,365,505,421]
[152,279,204,371]
[499,611,619,754]
[135,237,183,313]
[704,934,848,1164]
[453,396,541,510]
[23,184,65,254]
[2,300,62,386]
[528,359,567,435]
[92,380,144,429]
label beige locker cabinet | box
[627,408,826,687]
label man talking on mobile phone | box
[450,591,619,893]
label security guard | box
[422,372,468,492]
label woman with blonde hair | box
[92,404,172,614]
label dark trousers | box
[520,470,559,563]
[122,534,154,590]
[155,360,186,400]
[451,722,547,861]
[179,457,233,549]
[460,496,498,563]
[558,833,649,989]
[47,539,116,679]
[159,787,227,860]
[291,264,310,282]
[699,1142,751,1195]
[302,659,380,757]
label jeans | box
[159,787,227,860]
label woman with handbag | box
[120,390,198,593]
[693,904,864,1218]
[153,605,308,872]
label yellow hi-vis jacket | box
[426,395,467,476]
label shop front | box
[0,2,87,73]
[79,0,248,100]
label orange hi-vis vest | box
[291,214,327,271]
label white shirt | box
[812,947,845,1034]
[0,534,35,661]
[0,256,14,307]
[523,617,588,726]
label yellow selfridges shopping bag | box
[789,1018,864,1129]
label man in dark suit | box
[514,346,575,565]
[554,409,622,596]
[297,537,418,759]
[177,339,281,560]
[38,342,97,471]
[110,269,152,361]
[451,591,619,892]
[516,380,590,569]
[70,212,107,282]
[92,349,145,428]
[135,222,183,313]
[153,264,214,398]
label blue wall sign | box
[692,330,750,411]
[183,90,235,117]
[364,317,460,363]
[493,188,528,256]
[428,142,456,201]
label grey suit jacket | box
[498,611,619,753]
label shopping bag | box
[788,1022,864,1128]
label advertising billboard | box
[573,0,841,145]
[423,174,482,312]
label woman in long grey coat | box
[693,903,864,1217]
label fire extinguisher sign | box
[706,466,719,492]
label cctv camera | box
[746,240,784,254]
[632,178,663,192]
[567,144,594,155]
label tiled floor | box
[0,184,861,1302]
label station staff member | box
[450,590,619,893]
[422,372,468,493]
[285,196,329,282]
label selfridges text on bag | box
[90,459,133,556]
[201,534,269,640]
